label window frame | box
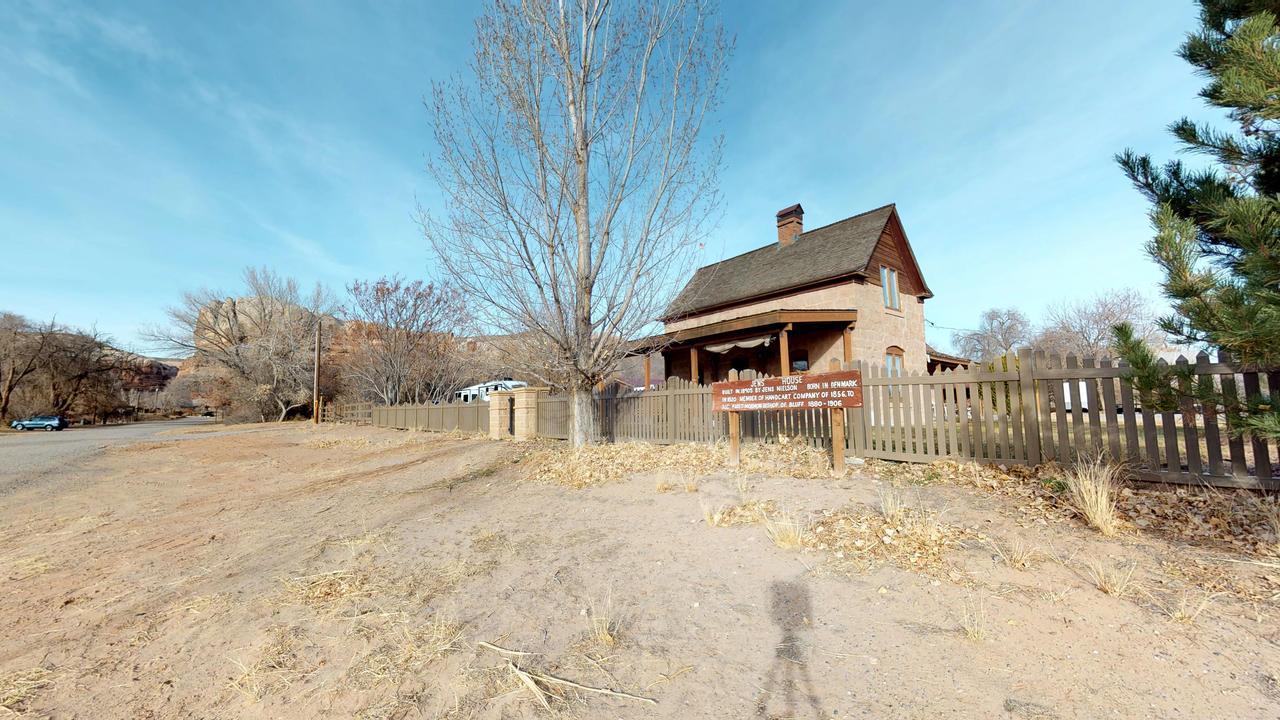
[884,346,905,377]
[880,265,901,311]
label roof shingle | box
[665,204,897,319]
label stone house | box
[641,203,937,384]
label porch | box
[645,309,858,384]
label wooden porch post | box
[779,327,791,376]
[842,326,854,363]
[689,346,700,384]
[643,353,652,389]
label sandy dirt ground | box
[1,423,1278,719]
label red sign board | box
[712,370,863,412]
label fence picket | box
[1243,370,1272,479]
[1098,358,1121,459]
[1158,360,1179,472]
[1083,357,1103,455]
[994,375,1010,461]
[1176,355,1202,475]
[1220,369,1248,477]
[1066,355,1086,458]
[1116,360,1140,462]
[1017,349,1038,464]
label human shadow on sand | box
[754,578,824,719]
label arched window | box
[885,346,904,377]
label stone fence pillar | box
[488,391,514,440]
[511,387,548,440]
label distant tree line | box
[0,313,168,423]
[950,288,1163,362]
[149,267,479,422]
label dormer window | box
[880,265,900,310]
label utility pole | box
[312,315,322,424]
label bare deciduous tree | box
[0,312,53,420]
[951,308,1033,362]
[337,276,471,404]
[147,267,335,422]
[1034,289,1161,358]
[422,0,730,445]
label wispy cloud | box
[258,221,364,280]
[16,49,87,97]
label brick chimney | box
[776,203,803,246]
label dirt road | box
[0,418,217,496]
[0,423,1277,718]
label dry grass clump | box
[349,618,464,687]
[230,626,315,701]
[280,568,383,612]
[986,536,1042,570]
[702,499,776,527]
[305,436,373,450]
[323,528,394,555]
[763,511,810,549]
[471,529,513,555]
[878,485,907,525]
[354,695,424,720]
[0,667,52,714]
[1155,590,1217,624]
[806,502,971,575]
[5,555,54,581]
[159,593,230,620]
[586,595,623,647]
[1084,558,1140,598]
[1063,455,1123,536]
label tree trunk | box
[570,385,594,446]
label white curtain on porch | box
[703,335,773,354]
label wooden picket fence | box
[332,349,1279,491]
[855,349,1278,491]
[323,401,374,425]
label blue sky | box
[0,1,1222,354]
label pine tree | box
[1114,1,1280,440]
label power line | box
[925,318,977,334]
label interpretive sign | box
[712,370,863,413]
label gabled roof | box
[664,203,931,320]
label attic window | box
[880,266,900,310]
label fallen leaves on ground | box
[805,504,977,578]
[866,459,1280,558]
[523,440,835,488]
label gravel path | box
[0,417,216,496]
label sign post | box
[728,410,741,467]
[712,365,863,472]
